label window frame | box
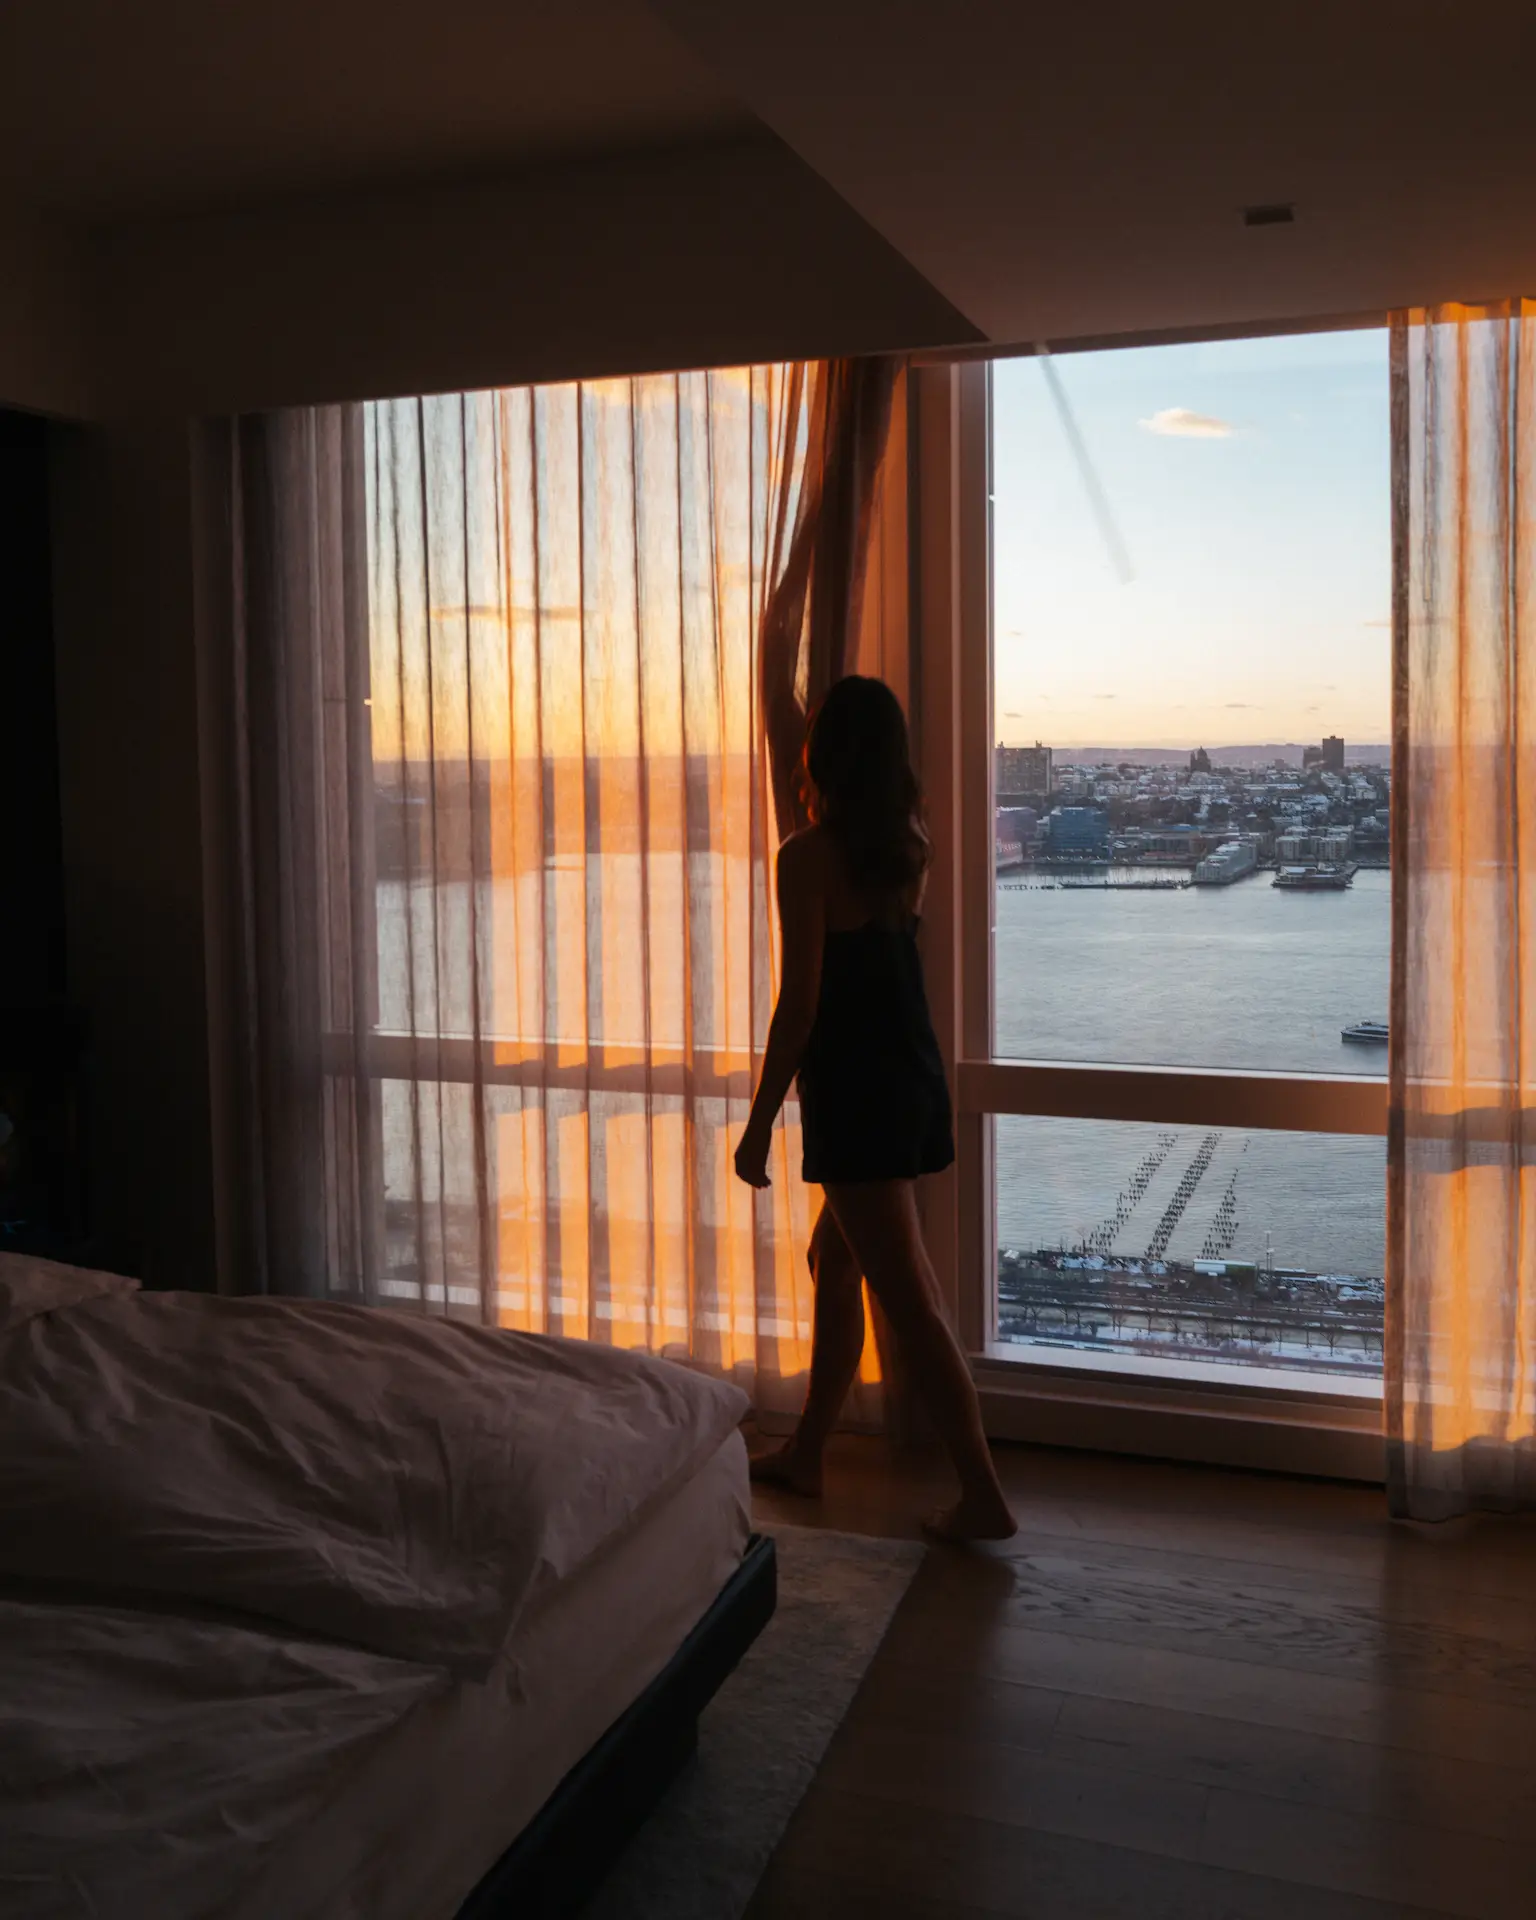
[913,345,1390,1476]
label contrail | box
[1037,348,1135,585]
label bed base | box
[455,1531,778,1920]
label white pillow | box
[0,1252,139,1336]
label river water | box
[992,868,1388,1283]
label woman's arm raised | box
[733,834,825,1188]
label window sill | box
[982,1340,1382,1401]
[973,1348,1385,1483]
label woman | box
[733,676,1016,1542]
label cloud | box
[1095,694,1116,700]
[1139,407,1234,438]
[1003,710,1024,718]
[1224,702,1251,709]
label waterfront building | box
[997,804,1039,849]
[1278,828,1355,862]
[1192,841,1259,885]
[1140,826,1213,864]
[1043,805,1110,857]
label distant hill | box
[1046,744,1392,769]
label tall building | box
[1322,735,1346,772]
[996,741,1053,795]
[1189,746,1212,774]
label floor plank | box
[749,1785,1461,1920]
[1048,1692,1536,1844]
[1200,1786,1535,1920]
[817,1717,1212,1858]
[876,1602,1536,1768]
[753,1430,1536,1601]
[748,1435,1536,1916]
[898,1539,1536,1703]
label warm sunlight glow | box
[367,369,844,1389]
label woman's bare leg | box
[824,1179,1016,1541]
[750,1204,866,1497]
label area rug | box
[578,1524,925,1920]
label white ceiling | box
[0,0,753,220]
[653,0,1536,342]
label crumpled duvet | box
[0,1285,749,1675]
[0,1594,448,1920]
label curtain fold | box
[210,361,901,1421]
[200,406,380,1302]
[1388,300,1536,1517]
[760,358,902,835]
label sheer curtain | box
[204,361,902,1421]
[1388,301,1536,1516]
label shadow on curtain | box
[203,362,903,1423]
[1388,301,1536,1516]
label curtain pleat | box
[1388,301,1536,1516]
[216,361,902,1420]
[760,359,901,836]
[203,407,379,1302]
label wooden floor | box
[745,1434,1536,1920]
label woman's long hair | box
[801,675,930,896]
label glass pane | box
[992,330,1391,1077]
[995,1115,1384,1382]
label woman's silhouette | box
[734,676,1016,1541]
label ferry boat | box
[1341,1019,1389,1045]
[1273,863,1357,890]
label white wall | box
[91,134,980,418]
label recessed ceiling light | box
[1243,203,1296,227]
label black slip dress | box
[797,917,955,1185]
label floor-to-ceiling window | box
[968,328,1390,1394]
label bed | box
[0,1255,775,1919]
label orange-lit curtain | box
[215,363,901,1421]
[760,359,903,834]
[1388,301,1536,1516]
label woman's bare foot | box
[922,1492,1018,1543]
[748,1442,824,1498]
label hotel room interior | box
[2,3,1534,1915]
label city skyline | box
[992,327,1391,749]
[996,738,1390,770]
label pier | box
[1000,875,1189,892]
[995,1125,1383,1377]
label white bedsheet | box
[0,1596,449,1917]
[0,1287,748,1674]
[232,1430,751,1920]
[0,1433,750,1920]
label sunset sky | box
[991,326,1391,751]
